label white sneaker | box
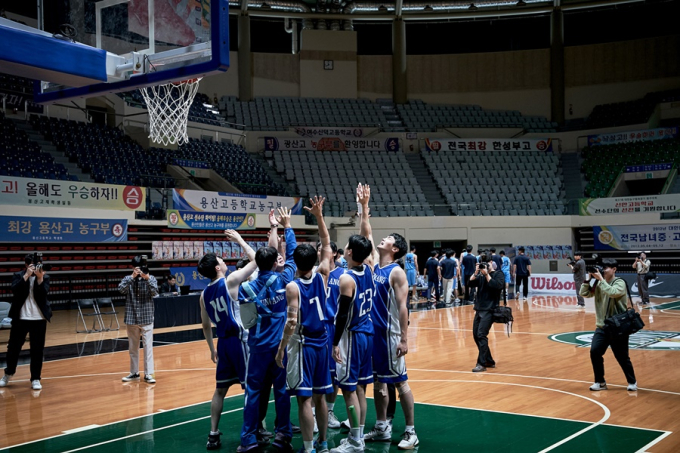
[314,417,319,433]
[122,373,140,382]
[144,374,156,384]
[328,410,341,429]
[589,382,607,391]
[340,419,351,430]
[397,430,419,450]
[330,437,363,453]
[31,380,42,390]
[627,382,638,391]
[364,423,392,442]
[0,374,12,387]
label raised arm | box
[305,196,332,280]
[227,261,259,299]
[226,229,255,262]
[199,294,217,364]
[268,209,279,249]
[357,183,378,267]
[275,282,299,368]
[276,206,296,260]
[391,268,410,357]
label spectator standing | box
[569,252,587,307]
[512,247,532,300]
[632,253,651,305]
[462,248,478,302]
[425,251,441,305]
[440,250,458,304]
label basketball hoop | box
[139,77,202,146]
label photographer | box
[0,254,52,390]
[468,253,505,373]
[568,252,587,308]
[579,258,637,391]
[632,253,651,305]
[119,256,159,384]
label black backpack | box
[603,278,645,338]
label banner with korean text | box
[0,216,127,242]
[593,224,680,251]
[424,138,553,152]
[587,127,678,147]
[167,210,256,230]
[293,127,366,138]
[579,194,680,216]
[0,176,146,211]
[264,136,400,152]
[173,189,303,215]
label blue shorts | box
[503,271,511,283]
[216,336,248,389]
[406,269,417,287]
[336,331,374,391]
[372,330,408,384]
[326,322,337,379]
[286,340,333,397]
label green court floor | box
[2,395,666,452]
[645,301,680,311]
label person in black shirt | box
[462,247,478,302]
[489,247,503,273]
[512,247,532,300]
[425,251,441,305]
[160,275,179,295]
[467,254,504,373]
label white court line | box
[409,378,610,452]
[408,368,680,397]
[636,430,674,453]
[411,326,552,336]
[2,368,217,384]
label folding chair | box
[96,297,120,331]
[76,299,103,333]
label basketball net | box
[139,78,202,146]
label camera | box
[140,255,149,274]
[30,252,52,272]
[477,251,490,271]
[586,253,602,274]
[567,257,576,267]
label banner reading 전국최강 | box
[173,189,303,215]
[425,138,553,152]
[0,176,146,211]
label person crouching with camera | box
[579,258,637,392]
[1,254,52,390]
[119,255,159,384]
[468,253,505,373]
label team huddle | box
[197,184,418,453]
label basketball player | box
[238,207,297,453]
[197,230,258,450]
[357,183,419,450]
[404,246,418,304]
[330,233,376,453]
[499,250,511,301]
[276,196,333,453]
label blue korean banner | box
[173,189,303,215]
[167,210,256,230]
[0,216,127,242]
[593,224,680,251]
[625,163,672,173]
[264,136,400,152]
[170,265,236,290]
[587,127,678,147]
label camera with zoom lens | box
[567,257,576,267]
[31,252,52,272]
[140,255,149,274]
[586,253,602,274]
[477,251,490,271]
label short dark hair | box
[499,250,506,256]
[518,246,525,252]
[574,251,582,257]
[337,249,344,256]
[430,250,438,257]
[602,258,618,269]
[131,255,146,267]
[236,258,250,270]
[294,243,318,272]
[255,246,279,271]
[446,250,453,258]
[410,245,416,252]
[390,233,408,260]
[197,253,220,279]
[490,247,496,252]
[466,245,473,252]
[167,275,176,281]
[24,254,33,265]
[347,235,372,263]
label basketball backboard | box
[0,0,228,103]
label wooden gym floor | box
[1,295,679,452]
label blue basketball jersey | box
[202,277,247,341]
[325,266,345,324]
[502,256,511,273]
[344,264,375,336]
[372,263,402,335]
[404,253,416,271]
[294,272,328,348]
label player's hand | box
[303,196,325,218]
[211,349,218,364]
[275,347,286,369]
[225,229,241,242]
[396,338,408,358]
[333,346,342,364]
[357,183,370,207]
[276,207,292,228]
[269,209,279,227]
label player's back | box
[404,253,416,271]
[372,263,401,335]
[502,256,511,273]
[202,277,247,341]
[325,266,345,324]
[294,272,328,348]
[344,264,375,335]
